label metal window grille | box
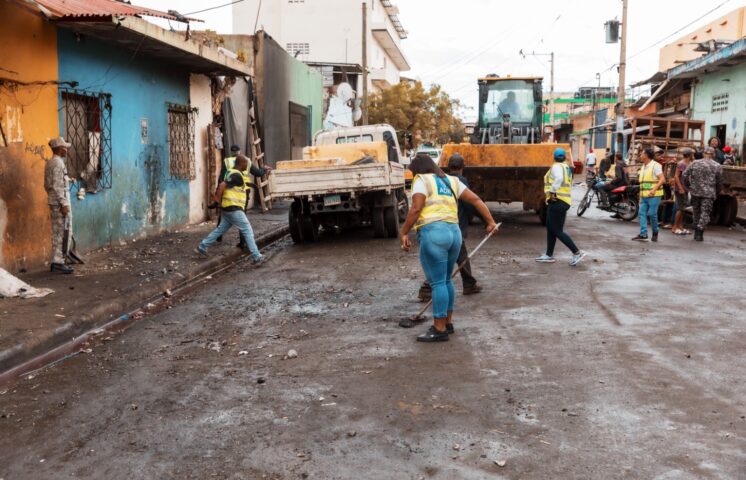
[712,93,729,113]
[286,42,310,55]
[167,104,196,181]
[60,89,112,191]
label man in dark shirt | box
[417,153,481,303]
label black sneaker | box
[417,326,449,342]
[462,284,482,295]
[631,234,648,241]
[50,263,74,274]
[446,323,455,334]
[651,232,658,242]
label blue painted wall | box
[57,29,191,251]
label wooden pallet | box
[248,79,272,212]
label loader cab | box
[475,76,543,145]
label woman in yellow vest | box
[195,156,264,264]
[632,147,665,242]
[400,154,497,342]
[536,148,586,266]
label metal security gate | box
[167,104,196,180]
[60,89,112,191]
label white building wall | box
[188,74,213,225]
[232,0,407,90]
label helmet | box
[553,148,566,160]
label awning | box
[668,36,746,79]
[631,71,667,88]
[372,26,411,71]
[13,0,200,22]
[56,16,251,77]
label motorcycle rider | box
[595,153,628,208]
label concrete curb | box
[0,226,289,382]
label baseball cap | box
[49,137,72,149]
[230,144,241,152]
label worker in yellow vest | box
[196,156,264,265]
[399,154,497,342]
[632,147,665,242]
[536,148,586,266]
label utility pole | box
[361,2,368,125]
[616,0,628,156]
[590,72,600,149]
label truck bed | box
[270,161,405,199]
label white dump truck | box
[269,124,408,243]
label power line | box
[185,0,246,16]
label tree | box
[368,80,465,148]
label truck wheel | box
[384,205,400,238]
[372,207,386,238]
[396,189,409,222]
[538,204,547,225]
[720,195,738,226]
[289,203,303,244]
[301,215,319,242]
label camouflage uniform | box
[44,155,72,265]
[682,158,723,230]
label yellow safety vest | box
[639,160,663,198]
[224,156,252,190]
[544,163,573,206]
[221,168,249,209]
[413,174,459,230]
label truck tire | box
[289,202,303,244]
[720,195,738,226]
[538,204,547,225]
[372,207,386,238]
[396,188,409,222]
[301,215,319,242]
[384,205,399,238]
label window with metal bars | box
[60,89,112,192]
[167,103,196,180]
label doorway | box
[711,124,726,146]
[289,102,311,160]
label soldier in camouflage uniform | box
[682,146,724,242]
[44,137,74,273]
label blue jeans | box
[639,196,662,237]
[199,209,262,260]
[417,222,462,319]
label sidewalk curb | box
[0,225,289,383]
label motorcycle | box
[577,176,639,221]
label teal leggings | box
[417,222,462,318]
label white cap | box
[49,137,72,149]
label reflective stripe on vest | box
[224,156,252,190]
[544,164,572,206]
[639,161,663,197]
[221,168,248,209]
[414,174,459,230]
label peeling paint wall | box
[189,74,212,224]
[0,3,59,271]
[57,29,191,251]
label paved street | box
[1,189,745,480]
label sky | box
[138,0,741,120]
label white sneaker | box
[535,254,556,263]
[569,251,587,266]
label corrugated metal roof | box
[27,0,200,22]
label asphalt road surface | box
[2,190,745,480]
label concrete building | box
[668,36,746,162]
[232,0,410,93]
[659,7,746,72]
[0,0,250,271]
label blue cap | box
[553,147,566,159]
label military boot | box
[694,229,704,242]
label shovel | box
[399,222,501,327]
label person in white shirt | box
[585,148,597,174]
